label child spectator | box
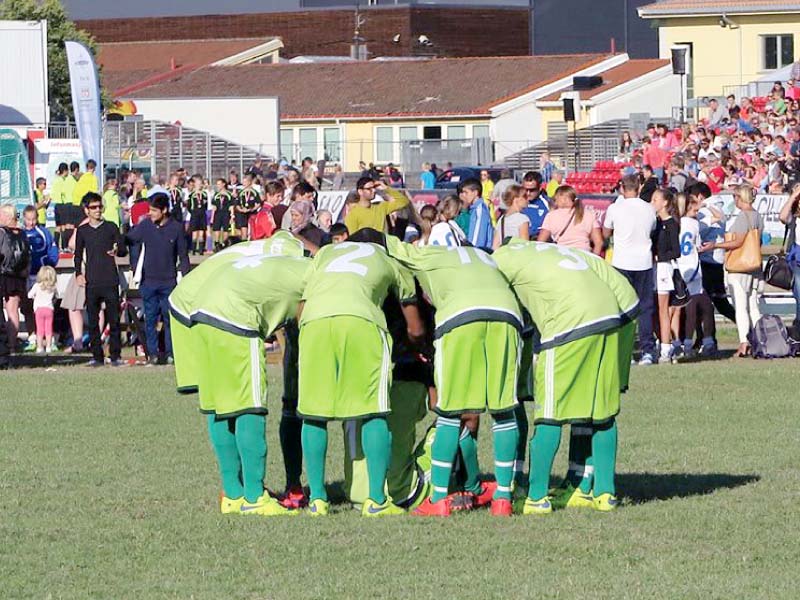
[27,265,57,353]
[493,185,530,248]
[651,188,682,363]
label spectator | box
[457,178,493,250]
[21,206,58,351]
[280,181,317,231]
[74,192,127,367]
[640,164,659,202]
[539,151,555,183]
[545,170,564,198]
[520,171,550,237]
[332,165,345,191]
[668,156,692,193]
[0,206,32,352]
[492,185,529,249]
[538,185,603,254]
[620,130,634,156]
[479,169,495,203]
[247,156,264,179]
[33,177,50,226]
[701,185,763,357]
[413,204,438,246]
[642,136,667,182]
[51,162,72,251]
[602,174,657,365]
[420,162,435,190]
[126,193,190,365]
[102,178,121,227]
[491,169,516,205]
[707,98,728,127]
[651,188,682,363]
[27,265,57,353]
[386,163,404,188]
[344,177,409,235]
[316,209,333,233]
[301,157,319,189]
[780,185,800,324]
[428,196,466,247]
[290,199,329,255]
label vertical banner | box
[65,40,102,186]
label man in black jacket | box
[126,193,190,364]
[74,192,127,366]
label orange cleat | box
[412,497,451,517]
[490,498,513,516]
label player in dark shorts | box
[187,174,207,255]
[210,178,234,252]
[235,174,261,240]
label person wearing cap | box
[126,193,190,365]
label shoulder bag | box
[724,211,762,273]
[764,216,794,290]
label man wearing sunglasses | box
[520,171,550,238]
[74,192,127,367]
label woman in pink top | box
[537,185,603,255]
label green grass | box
[1,354,797,599]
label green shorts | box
[433,321,520,416]
[533,329,623,425]
[298,316,392,420]
[194,324,267,417]
[344,380,430,508]
[170,316,198,394]
[618,321,636,393]
[517,334,534,402]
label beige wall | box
[657,13,800,97]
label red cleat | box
[278,485,308,509]
[471,481,498,508]
[446,491,474,512]
[412,497,451,517]
[490,498,513,517]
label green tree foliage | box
[0,0,106,120]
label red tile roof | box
[123,54,611,118]
[639,0,800,16]
[540,59,671,102]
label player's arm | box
[295,300,305,322]
[400,301,425,345]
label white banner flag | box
[65,41,102,184]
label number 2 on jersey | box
[324,242,376,276]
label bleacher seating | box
[566,160,629,194]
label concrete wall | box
[656,13,800,97]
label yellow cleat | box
[307,498,330,517]
[565,488,595,509]
[362,498,406,517]
[593,493,619,512]
[239,493,298,516]
[220,495,245,515]
[522,496,553,515]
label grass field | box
[1,350,798,599]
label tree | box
[0,0,105,121]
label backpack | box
[0,227,31,278]
[749,315,792,359]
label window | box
[280,129,293,162]
[376,127,394,162]
[763,35,794,70]
[473,125,490,140]
[447,125,466,140]
[298,128,317,161]
[423,126,442,140]
[323,127,341,162]
[399,126,418,143]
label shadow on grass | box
[618,472,760,504]
[4,353,93,369]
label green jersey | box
[493,240,639,351]
[300,241,415,331]
[169,234,306,327]
[388,240,521,337]
[50,175,69,204]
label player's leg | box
[591,419,618,512]
[234,413,267,504]
[301,419,329,508]
[361,416,392,506]
[386,380,430,509]
[428,415,461,504]
[458,415,482,496]
[206,415,244,512]
[513,333,534,489]
[278,323,305,507]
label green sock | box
[513,402,529,486]
[301,420,328,502]
[592,420,618,497]
[279,409,303,488]
[458,427,481,494]
[234,414,267,503]
[528,423,562,501]
[361,417,391,504]
[430,416,460,502]
[206,414,244,499]
[491,411,519,500]
[566,425,594,492]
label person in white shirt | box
[603,174,657,364]
[427,196,466,247]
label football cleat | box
[278,485,308,509]
[446,491,474,512]
[412,497,451,517]
[593,493,619,512]
[220,495,245,514]
[522,496,553,515]
[490,498,513,517]
[471,480,498,508]
[362,498,406,517]
[239,493,298,516]
[565,488,595,509]
[307,498,330,517]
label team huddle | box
[168,226,638,517]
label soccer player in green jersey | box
[297,229,425,517]
[494,239,638,513]
[169,233,307,516]
[387,240,523,517]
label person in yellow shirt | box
[102,177,121,226]
[50,163,71,249]
[546,170,564,198]
[73,159,99,208]
[344,177,409,235]
[479,169,497,227]
[33,177,50,226]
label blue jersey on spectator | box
[521,197,550,236]
[24,225,59,276]
[468,200,493,250]
[420,171,435,190]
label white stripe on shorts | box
[250,337,262,409]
